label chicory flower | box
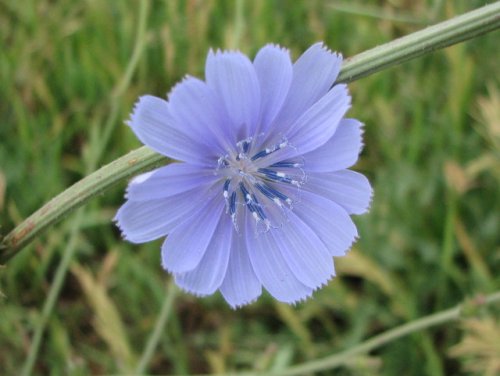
[115,43,372,308]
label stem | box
[336,1,500,83]
[21,210,83,376]
[0,147,166,262]
[135,282,178,374]
[231,0,245,49]
[1,2,499,262]
[235,292,500,376]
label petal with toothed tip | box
[264,84,351,164]
[270,43,343,134]
[247,213,314,303]
[168,76,235,153]
[206,50,261,139]
[128,95,213,165]
[303,119,364,172]
[292,189,359,257]
[175,214,233,296]
[220,214,262,308]
[305,170,372,215]
[275,210,335,289]
[253,44,293,134]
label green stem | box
[1,2,499,262]
[0,146,165,263]
[236,292,500,376]
[231,0,245,49]
[135,282,178,374]
[328,2,428,24]
[21,210,83,376]
[336,1,500,83]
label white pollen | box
[252,212,260,221]
[276,172,286,178]
[264,219,271,230]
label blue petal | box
[126,163,218,201]
[115,185,217,243]
[253,44,292,135]
[161,194,225,273]
[306,170,373,215]
[168,76,235,153]
[174,214,233,296]
[275,211,335,289]
[272,43,343,131]
[128,95,212,165]
[265,84,350,164]
[220,224,262,308]
[246,214,314,304]
[292,190,359,257]
[205,50,261,139]
[302,119,364,172]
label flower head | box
[115,43,372,308]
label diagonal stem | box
[1,2,499,262]
[336,1,500,83]
[231,292,500,376]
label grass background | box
[1,0,499,374]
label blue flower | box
[115,43,372,308]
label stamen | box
[251,138,288,161]
[239,182,253,204]
[270,161,303,168]
[237,139,251,153]
[239,182,268,224]
[229,191,237,215]
[217,136,306,230]
[257,168,301,186]
[250,150,268,161]
[255,183,293,206]
[236,137,253,160]
[223,179,231,199]
[217,156,229,168]
[251,194,267,221]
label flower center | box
[216,136,306,232]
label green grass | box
[1,0,499,375]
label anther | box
[239,182,252,203]
[236,137,252,158]
[270,161,302,168]
[257,168,297,185]
[255,183,293,206]
[217,156,229,168]
[223,179,231,199]
[229,191,237,215]
[250,138,288,161]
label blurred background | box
[1,0,499,375]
